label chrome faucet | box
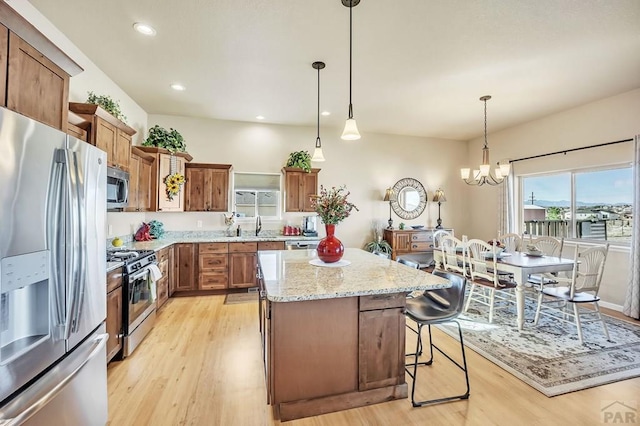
[256,215,262,236]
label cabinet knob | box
[412,245,418,249]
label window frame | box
[232,171,282,221]
[517,163,632,247]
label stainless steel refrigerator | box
[0,107,108,425]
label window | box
[233,172,281,219]
[521,166,632,243]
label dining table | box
[494,252,575,331]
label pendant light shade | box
[312,61,326,162]
[341,0,361,141]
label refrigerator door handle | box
[71,151,87,333]
[48,150,66,333]
[0,334,108,426]
[63,149,80,340]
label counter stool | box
[405,270,470,407]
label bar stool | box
[404,270,470,407]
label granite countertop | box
[258,248,450,302]
[107,261,124,272]
[114,233,321,252]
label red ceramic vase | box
[317,224,344,263]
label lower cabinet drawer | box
[157,278,168,308]
[410,242,431,251]
[359,293,406,311]
[199,272,228,290]
[200,254,228,270]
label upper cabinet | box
[136,146,193,212]
[0,3,83,131]
[125,147,155,212]
[68,103,136,172]
[185,163,232,212]
[282,167,320,212]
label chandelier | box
[461,95,510,186]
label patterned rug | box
[437,296,640,396]
[223,292,258,305]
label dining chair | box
[464,239,517,323]
[526,236,565,287]
[534,243,610,344]
[440,235,467,277]
[432,229,452,270]
[498,233,522,253]
[404,270,470,407]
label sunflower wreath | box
[164,172,186,201]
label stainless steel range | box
[107,250,158,358]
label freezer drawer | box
[0,326,108,426]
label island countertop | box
[258,247,450,302]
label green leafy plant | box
[285,150,312,173]
[86,91,127,123]
[364,238,392,255]
[142,125,187,153]
[311,185,359,225]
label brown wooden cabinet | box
[0,4,85,131]
[262,294,407,421]
[185,163,232,212]
[68,103,136,172]
[168,246,176,297]
[258,241,285,251]
[174,243,197,292]
[156,247,172,309]
[229,242,258,289]
[125,147,155,212]
[136,147,193,212]
[383,228,453,264]
[283,167,320,212]
[358,294,406,391]
[198,243,229,290]
[106,267,124,362]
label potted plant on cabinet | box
[86,91,127,123]
[285,150,312,173]
[142,125,187,153]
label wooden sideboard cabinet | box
[282,167,320,212]
[185,163,232,212]
[383,228,453,264]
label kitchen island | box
[257,248,450,421]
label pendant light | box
[461,95,511,186]
[340,0,361,140]
[311,61,326,162]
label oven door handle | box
[129,268,150,282]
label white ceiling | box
[29,0,640,141]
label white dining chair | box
[464,239,517,323]
[534,243,610,344]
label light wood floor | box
[107,296,640,426]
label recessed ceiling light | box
[321,111,331,116]
[256,115,265,120]
[170,83,186,91]
[133,22,156,36]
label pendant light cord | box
[483,98,488,149]
[317,65,321,142]
[348,3,353,119]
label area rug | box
[436,297,640,397]
[224,292,258,305]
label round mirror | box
[390,178,427,220]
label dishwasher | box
[285,240,320,250]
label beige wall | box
[109,114,469,249]
[8,0,148,144]
[465,89,640,308]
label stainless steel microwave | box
[107,167,129,210]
